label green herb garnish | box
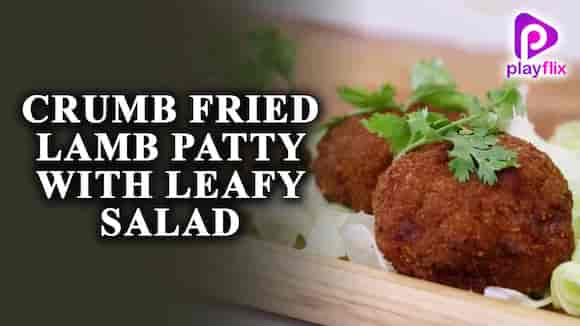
[411,58,456,91]
[406,59,524,131]
[319,84,401,130]
[338,84,398,110]
[360,111,414,153]
[362,108,519,185]
[446,128,519,185]
[405,58,477,112]
[246,27,297,86]
[245,27,297,88]
[464,81,524,132]
[316,59,524,186]
[202,26,297,90]
[485,81,525,129]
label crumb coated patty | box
[313,106,461,213]
[373,135,575,293]
[312,111,394,213]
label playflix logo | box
[514,13,558,60]
[506,12,567,79]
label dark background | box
[3,1,260,325]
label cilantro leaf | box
[406,109,449,139]
[448,155,475,182]
[319,59,523,187]
[362,108,519,186]
[318,84,400,132]
[445,129,519,185]
[362,108,450,156]
[409,88,480,112]
[361,112,411,153]
[212,26,297,90]
[411,58,456,91]
[246,26,297,86]
[405,59,473,113]
[464,102,499,131]
[338,84,398,109]
[486,81,524,130]
[463,82,525,132]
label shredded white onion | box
[483,287,552,308]
[303,211,349,257]
[551,261,580,316]
[340,217,393,271]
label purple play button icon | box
[514,13,558,60]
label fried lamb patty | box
[373,135,575,293]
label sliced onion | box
[339,221,393,271]
[303,211,348,258]
[301,177,351,218]
[342,211,374,231]
[298,177,354,257]
[483,287,551,309]
[551,261,580,316]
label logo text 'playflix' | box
[506,13,567,79]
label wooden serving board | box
[176,20,580,325]
[177,239,578,325]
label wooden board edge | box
[175,239,578,325]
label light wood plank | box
[176,239,578,325]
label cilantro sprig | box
[464,82,524,132]
[319,84,401,130]
[405,58,479,113]
[246,27,297,86]
[338,84,398,109]
[362,108,519,185]
[411,58,456,90]
[316,59,525,185]
[217,26,297,90]
[446,129,519,185]
[407,59,524,132]
[484,81,525,129]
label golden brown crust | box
[312,106,462,213]
[312,111,394,213]
[373,135,575,293]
